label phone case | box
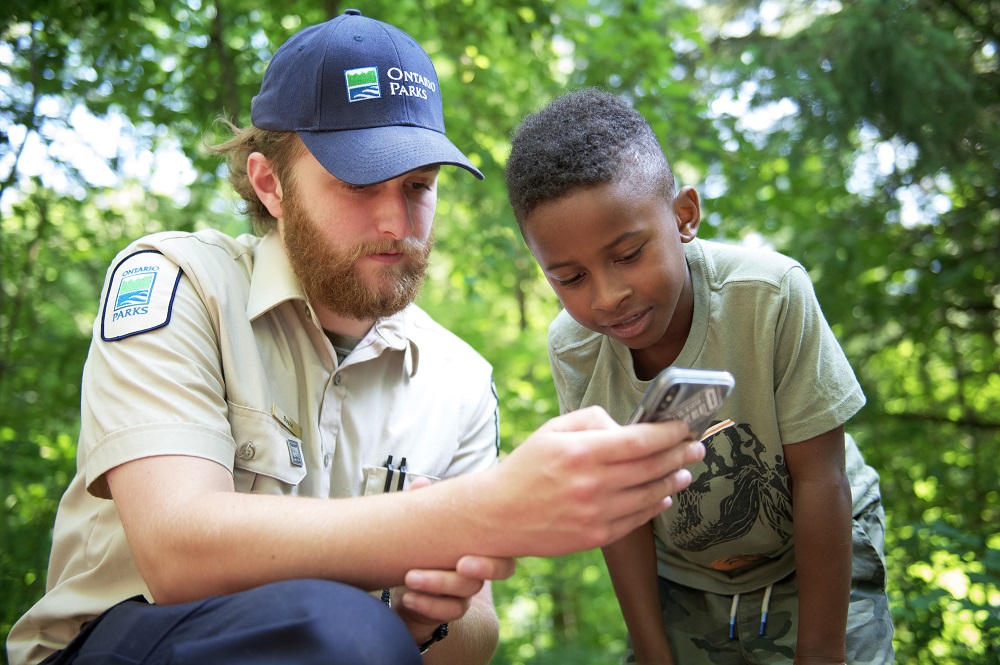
[626,367,735,438]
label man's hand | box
[389,477,513,647]
[392,555,514,646]
[475,406,705,557]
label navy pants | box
[41,579,422,665]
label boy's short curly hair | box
[505,88,675,230]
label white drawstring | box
[728,583,774,640]
[728,593,740,639]
[759,583,773,636]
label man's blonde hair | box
[208,119,309,234]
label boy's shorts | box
[624,497,894,664]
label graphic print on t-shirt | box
[671,422,792,571]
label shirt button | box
[334,374,342,386]
[324,454,331,467]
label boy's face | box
[523,180,700,364]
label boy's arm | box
[784,426,851,665]
[603,521,675,665]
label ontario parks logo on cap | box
[345,66,381,102]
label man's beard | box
[280,193,432,322]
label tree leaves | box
[2,1,997,661]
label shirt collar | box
[372,309,421,377]
[248,231,421,376]
[247,231,306,321]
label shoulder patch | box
[101,250,183,341]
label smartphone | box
[626,367,735,438]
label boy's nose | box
[591,274,631,311]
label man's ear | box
[247,152,285,220]
[675,186,701,242]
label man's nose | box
[374,189,414,240]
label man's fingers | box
[396,565,494,634]
[404,569,485,603]
[545,418,696,466]
[599,420,697,464]
[600,468,700,542]
[593,466,692,528]
[617,438,705,489]
[538,405,619,433]
[408,476,433,491]
[455,554,516,581]
[399,589,470,623]
[564,435,704,498]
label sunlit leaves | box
[2,0,998,662]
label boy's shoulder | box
[691,238,804,288]
[548,309,602,356]
[685,239,802,277]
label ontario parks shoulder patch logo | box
[101,249,183,341]
[116,271,156,309]
[345,66,381,102]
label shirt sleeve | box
[772,265,866,444]
[549,343,575,415]
[80,253,236,499]
[443,374,500,477]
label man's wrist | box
[418,623,448,654]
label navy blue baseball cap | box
[251,9,484,186]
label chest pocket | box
[228,401,307,494]
[362,462,441,496]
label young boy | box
[505,88,894,664]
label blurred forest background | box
[2,0,998,662]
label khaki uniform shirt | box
[548,239,880,594]
[8,229,499,665]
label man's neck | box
[312,303,374,338]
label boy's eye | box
[616,245,644,264]
[554,273,584,287]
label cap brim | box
[297,126,484,186]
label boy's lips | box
[603,308,652,339]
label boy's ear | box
[674,186,701,242]
[247,152,286,220]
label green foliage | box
[2,1,998,663]
[697,1,1000,661]
[490,551,629,665]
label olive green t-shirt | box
[549,238,880,594]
